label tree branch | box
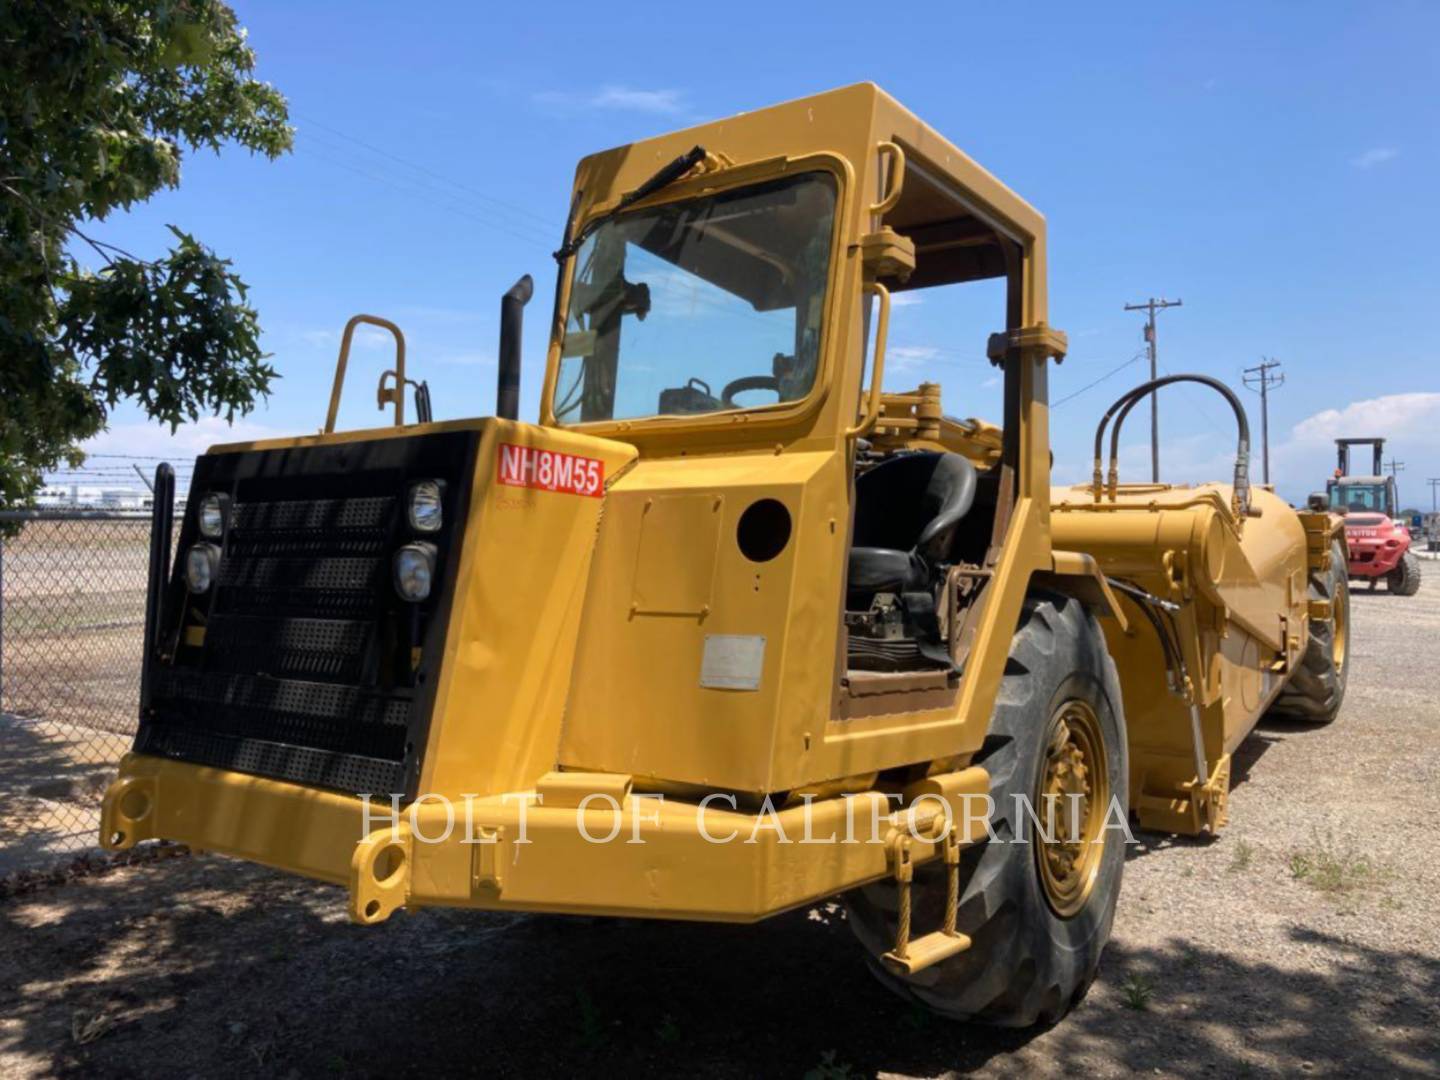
[0,180,155,269]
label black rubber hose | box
[1091,374,1252,512]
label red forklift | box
[1326,438,1420,594]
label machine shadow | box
[3,857,1435,1078]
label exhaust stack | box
[497,275,534,420]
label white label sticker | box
[700,635,766,691]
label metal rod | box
[1188,702,1209,789]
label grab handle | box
[847,281,891,438]
[870,141,906,216]
[325,314,406,433]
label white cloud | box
[889,293,924,308]
[1260,393,1438,500]
[591,86,686,114]
[1351,147,1398,170]
[535,86,689,116]
[881,351,938,380]
[80,416,287,459]
[297,325,394,351]
[1288,392,1440,444]
[888,345,940,372]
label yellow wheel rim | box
[1035,699,1110,919]
[1332,575,1348,677]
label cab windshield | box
[554,172,837,424]
[1331,482,1390,514]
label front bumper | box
[101,753,989,925]
[1346,539,1405,577]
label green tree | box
[1,0,291,508]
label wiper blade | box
[553,144,706,263]
[616,144,708,211]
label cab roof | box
[569,83,1047,293]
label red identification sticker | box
[496,443,604,498]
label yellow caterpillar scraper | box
[102,85,1347,1027]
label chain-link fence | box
[0,508,179,875]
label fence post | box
[0,527,6,714]
[140,464,175,718]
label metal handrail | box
[325,314,407,433]
[847,281,892,438]
[870,141,906,216]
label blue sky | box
[83,1,1440,508]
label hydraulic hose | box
[1091,374,1252,517]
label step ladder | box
[881,828,972,975]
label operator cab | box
[544,86,1055,735]
[1329,437,1398,518]
[1327,477,1396,517]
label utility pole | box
[1385,459,1405,507]
[1427,477,1440,512]
[1242,358,1284,485]
[1124,297,1183,482]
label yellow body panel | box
[418,420,639,797]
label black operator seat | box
[847,451,978,605]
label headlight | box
[198,493,228,538]
[393,542,437,602]
[185,543,221,593]
[408,480,443,533]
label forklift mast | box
[1335,437,1385,477]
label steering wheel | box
[721,375,781,408]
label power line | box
[1159,362,1228,442]
[79,453,182,462]
[1242,358,1284,485]
[1051,350,1146,408]
[1124,296,1183,481]
[293,112,557,231]
[300,140,556,252]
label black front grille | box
[134,431,479,797]
[204,615,372,682]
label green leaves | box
[0,0,292,509]
[61,227,276,430]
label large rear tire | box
[1271,539,1349,724]
[844,592,1128,1028]
[1387,550,1421,596]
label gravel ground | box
[1,578,1436,1079]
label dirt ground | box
[0,717,129,877]
[2,575,1437,1078]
